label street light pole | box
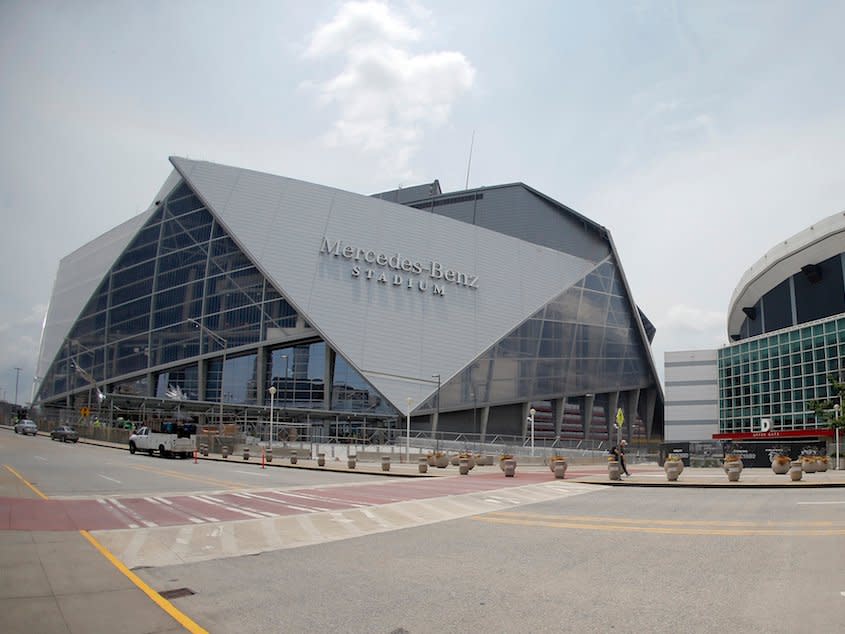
[269,386,277,449]
[406,397,413,463]
[835,403,841,470]
[188,318,227,434]
[528,407,536,456]
[282,354,289,418]
[13,367,21,408]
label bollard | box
[608,460,621,481]
[222,445,229,459]
[290,450,297,464]
[243,447,250,461]
[418,456,429,474]
[317,452,326,467]
[266,447,273,463]
[553,461,566,479]
[194,449,198,464]
[381,456,391,471]
[503,458,516,477]
[789,460,803,481]
[459,457,470,475]
[347,455,357,469]
[201,443,209,457]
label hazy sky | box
[2,0,844,406]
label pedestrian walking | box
[611,439,631,477]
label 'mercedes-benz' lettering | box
[320,237,479,297]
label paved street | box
[2,428,845,633]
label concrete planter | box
[726,463,742,482]
[664,460,683,481]
[503,458,516,477]
[771,457,790,474]
[459,458,470,475]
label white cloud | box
[302,1,475,177]
[658,304,725,332]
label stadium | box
[33,157,664,446]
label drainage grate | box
[159,587,195,599]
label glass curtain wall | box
[719,315,845,433]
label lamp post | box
[187,318,227,434]
[528,407,536,456]
[471,390,477,440]
[431,373,440,421]
[13,367,21,408]
[835,403,841,470]
[281,354,289,418]
[406,397,413,462]
[269,386,277,449]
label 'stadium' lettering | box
[320,237,479,292]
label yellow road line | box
[80,530,208,634]
[3,464,49,499]
[125,462,245,489]
[485,512,840,528]
[472,515,845,536]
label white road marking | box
[233,470,268,476]
[108,498,157,527]
[34,456,47,461]
[192,494,266,519]
[239,491,332,512]
[97,474,122,484]
[797,501,845,505]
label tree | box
[808,375,845,430]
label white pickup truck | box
[128,426,195,458]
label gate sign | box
[80,406,90,417]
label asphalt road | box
[4,429,845,633]
[139,486,845,633]
[0,431,385,498]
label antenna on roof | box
[464,130,475,190]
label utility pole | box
[14,367,21,407]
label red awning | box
[713,428,834,440]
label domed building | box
[666,210,845,460]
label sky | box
[1,0,844,406]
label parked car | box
[50,426,79,443]
[14,419,38,436]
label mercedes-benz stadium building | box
[33,157,663,444]
[665,210,845,460]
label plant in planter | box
[430,451,449,468]
[498,453,514,472]
[771,454,791,475]
[723,454,743,472]
[663,454,683,481]
[548,455,567,479]
[723,454,742,481]
[457,452,476,470]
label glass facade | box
[426,257,651,411]
[719,315,845,434]
[36,179,396,420]
[34,165,661,440]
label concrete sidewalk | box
[569,464,845,487]
[0,530,188,633]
